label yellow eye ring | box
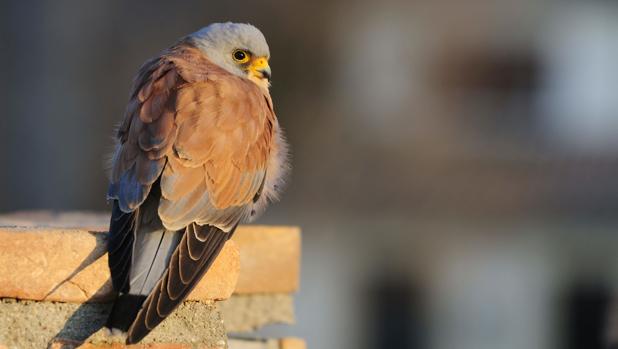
[232,49,250,63]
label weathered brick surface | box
[48,338,306,349]
[0,212,300,301]
[50,341,221,348]
[279,338,306,349]
[0,295,293,349]
[220,294,294,333]
[1,299,227,348]
[79,345,203,348]
[0,212,304,349]
[227,338,306,349]
[0,228,239,302]
[232,226,301,294]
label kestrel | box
[104,22,288,344]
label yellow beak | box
[249,56,271,81]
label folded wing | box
[106,42,277,343]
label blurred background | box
[2,0,618,348]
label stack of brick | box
[0,212,303,349]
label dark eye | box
[232,50,250,63]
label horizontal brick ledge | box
[279,338,307,349]
[232,225,301,294]
[49,338,307,349]
[49,340,221,349]
[0,228,239,302]
[1,294,294,348]
[0,212,300,302]
[229,338,306,349]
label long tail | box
[105,187,181,333]
[126,224,234,344]
[105,294,147,332]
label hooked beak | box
[249,56,271,82]
[260,66,272,81]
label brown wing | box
[109,43,275,226]
[106,52,181,309]
[108,43,276,344]
[107,54,178,212]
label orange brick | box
[79,344,192,349]
[228,338,306,349]
[233,226,301,294]
[279,338,306,349]
[0,227,239,302]
[80,344,220,349]
[48,340,220,349]
[0,212,301,300]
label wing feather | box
[127,224,232,344]
[108,54,179,212]
[107,201,136,293]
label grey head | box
[188,22,271,85]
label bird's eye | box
[232,50,250,63]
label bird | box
[104,22,288,344]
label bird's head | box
[189,22,271,89]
